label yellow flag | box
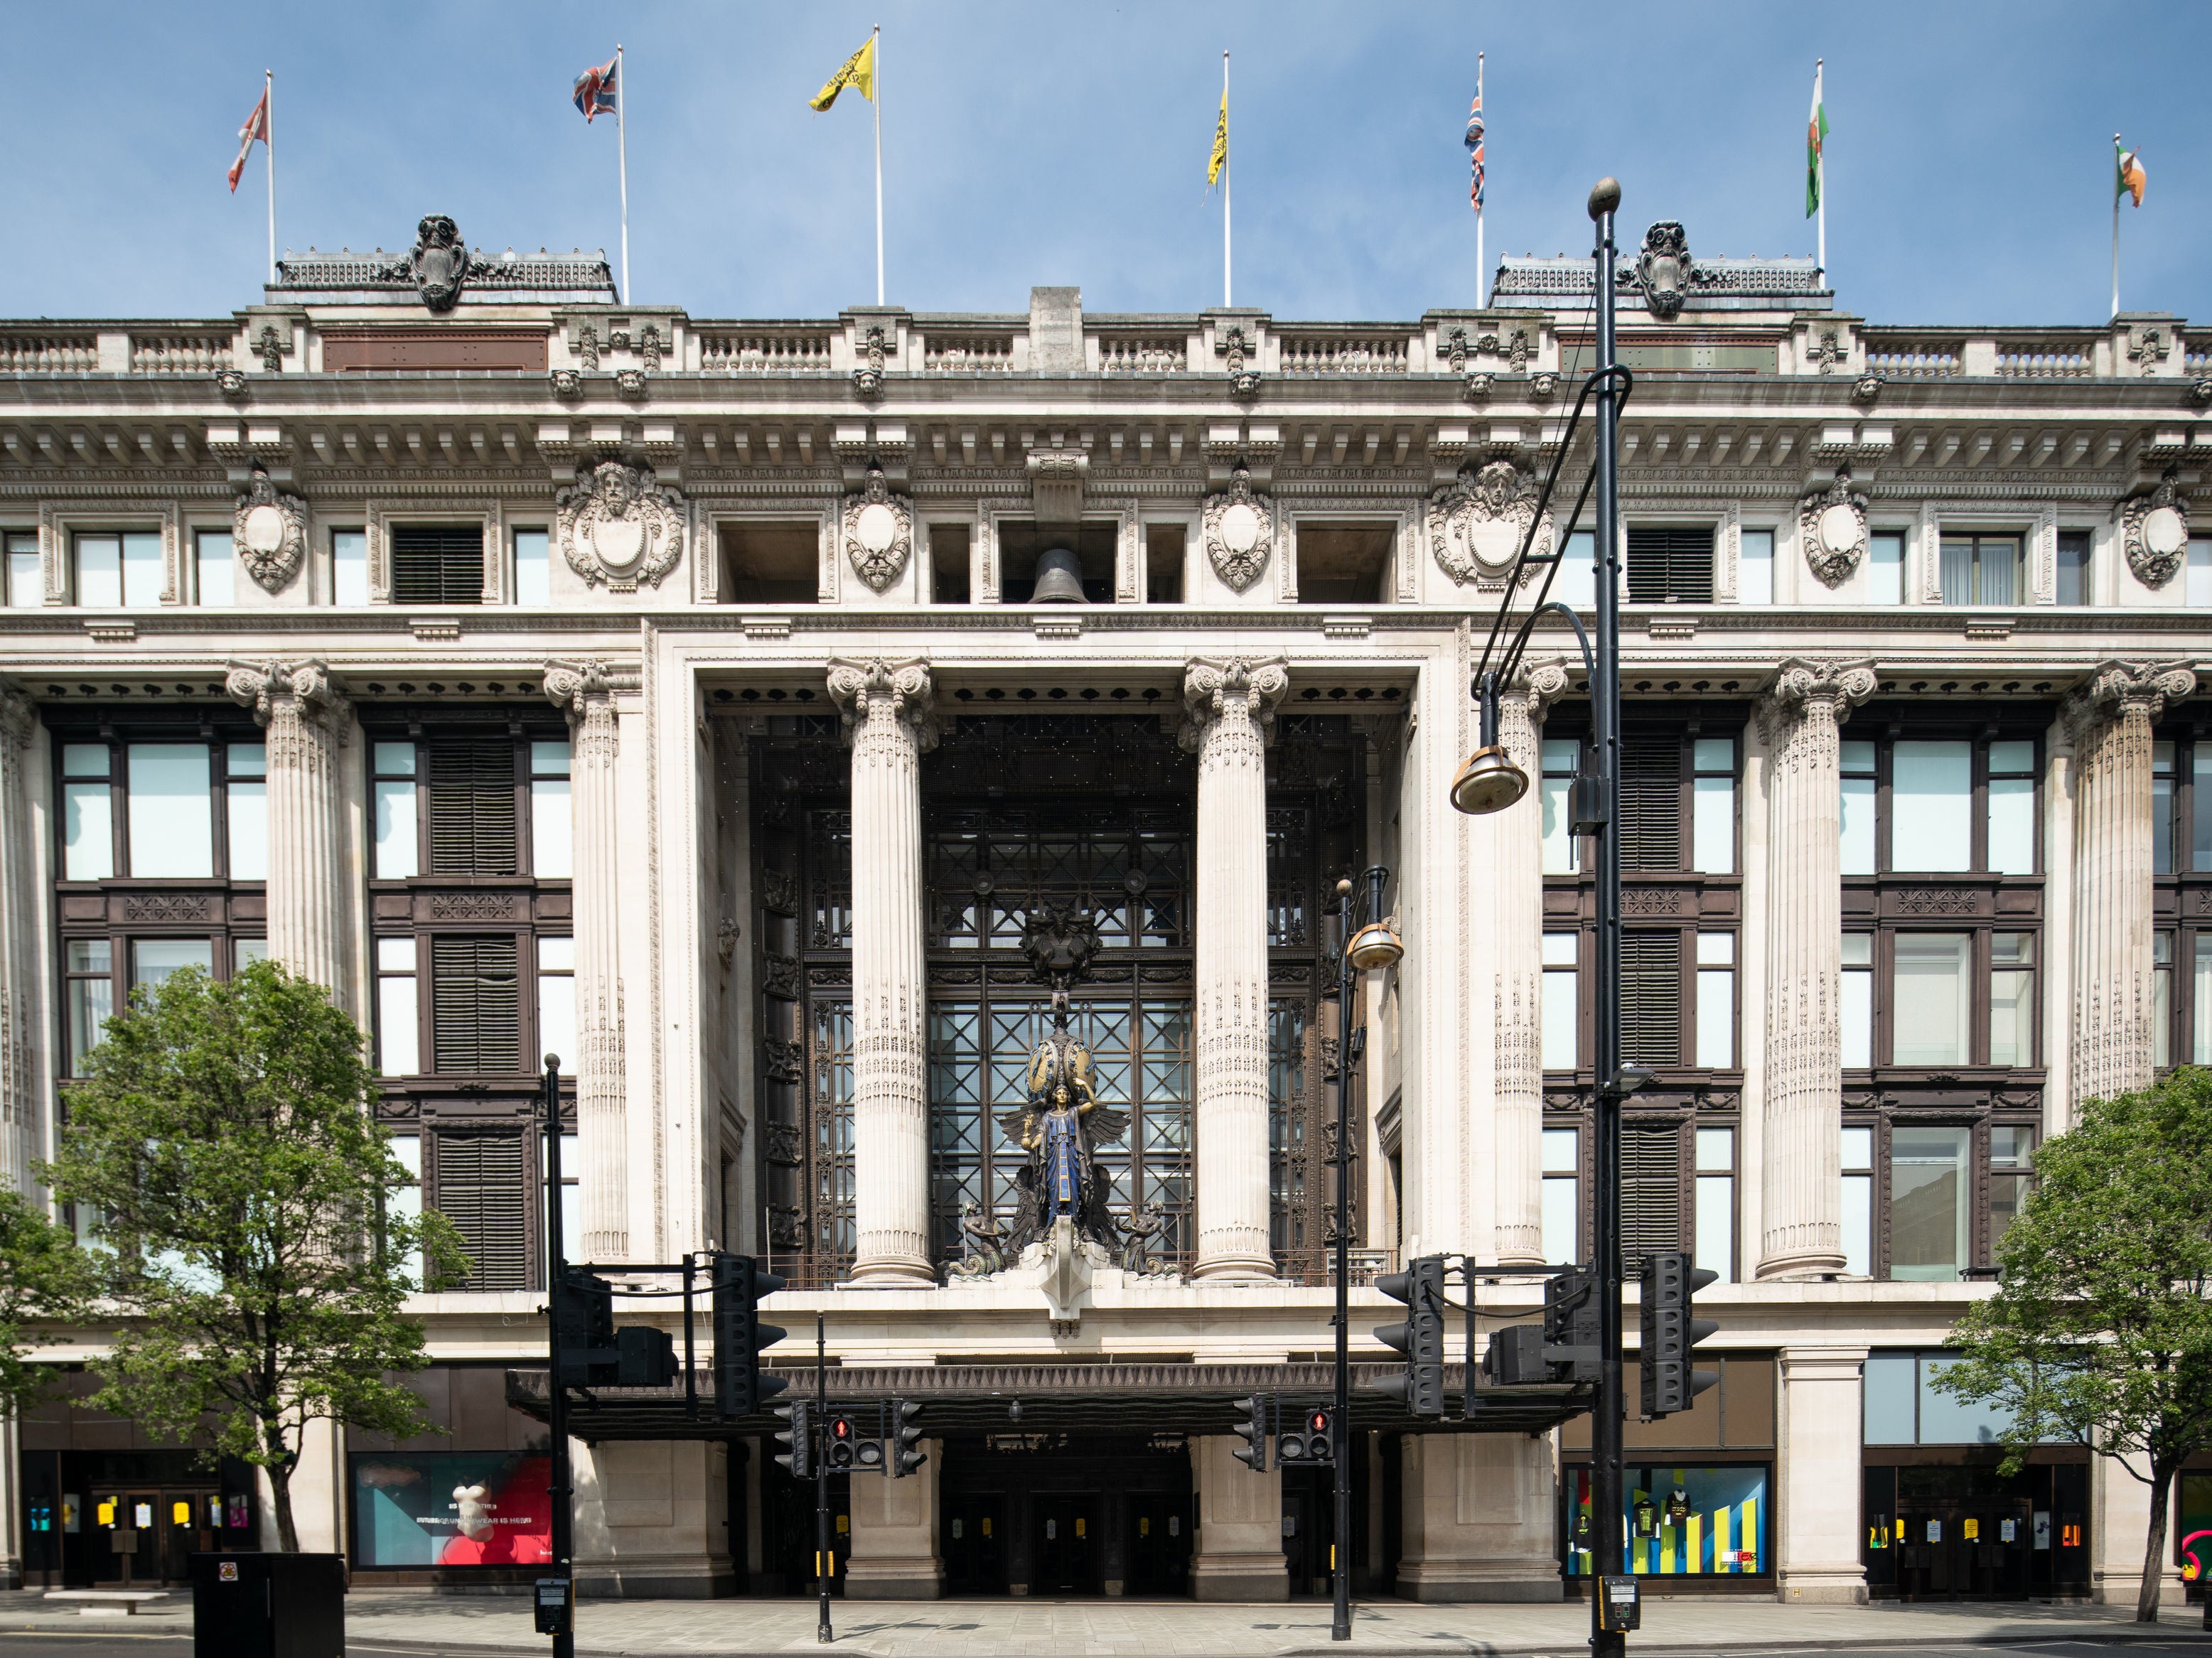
[1207,87,1228,188]
[811,35,876,112]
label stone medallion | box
[231,464,308,593]
[1428,458,1548,587]
[1798,468,1869,588]
[555,458,686,592]
[840,463,913,593]
[2120,470,2189,589]
[1201,464,1274,592]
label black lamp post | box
[1331,865,1401,1642]
[541,1057,575,1658]
[1451,178,1633,1654]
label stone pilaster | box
[1490,660,1569,1265]
[2065,660,2195,1109]
[225,661,351,1006]
[545,660,630,1261]
[1181,657,1287,1280]
[1776,1347,1869,1603]
[827,658,937,1286]
[1754,659,1877,1280]
[0,686,33,1203]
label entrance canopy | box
[505,1361,1588,1441]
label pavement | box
[1,1588,2209,1657]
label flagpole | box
[616,45,630,301]
[1814,60,1825,281]
[2110,134,2122,322]
[1475,53,1485,309]
[873,25,884,306]
[1222,50,1231,308]
[264,70,276,286]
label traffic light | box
[825,1411,884,1472]
[1482,1321,1553,1387]
[886,1399,926,1478]
[1277,1405,1334,1467]
[1229,1394,1271,1473]
[552,1267,616,1387]
[1543,1267,1601,1383]
[773,1401,812,1479]
[1639,1250,1719,1418]
[614,1324,677,1387]
[711,1254,788,1416]
[1373,1254,1447,1416]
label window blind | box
[1618,736,1682,871]
[1621,931,1682,1066]
[1621,1121,1684,1266]
[388,523,485,606]
[431,1132,527,1291]
[431,935,521,1072]
[1626,525,1714,603]
[426,741,519,876]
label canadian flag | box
[228,85,269,193]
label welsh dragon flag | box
[1805,63,1827,218]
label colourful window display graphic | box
[351,1453,553,1568]
[1564,1464,1769,1577]
[2179,1474,2212,1584]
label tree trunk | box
[267,1459,301,1554]
[2138,1455,2174,1622]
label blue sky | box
[7,1,2206,326]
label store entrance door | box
[1032,1492,1101,1595]
[1895,1498,2032,1600]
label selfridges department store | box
[0,219,2206,1609]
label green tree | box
[0,1186,98,1414]
[41,959,469,1552]
[1932,1067,2212,1622]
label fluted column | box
[544,662,630,1261]
[0,687,38,1196]
[225,661,351,1006]
[828,659,936,1286]
[2067,660,2195,1109]
[1183,657,1287,1279]
[1491,660,1569,1264]
[1755,659,1877,1280]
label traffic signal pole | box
[542,1057,575,1658]
[1588,178,1629,1658]
[814,1313,831,1643]
[1331,879,1355,1642]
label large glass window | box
[333,529,369,606]
[1542,1126,1579,1264]
[1542,932,1579,1070]
[1541,738,1579,874]
[1891,742,1972,873]
[64,939,112,1076]
[1840,741,1877,876]
[537,937,574,1073]
[1695,1125,1734,1282]
[1738,529,1773,607]
[1988,1126,2036,1256]
[2056,530,2090,606]
[372,743,419,879]
[1892,935,1971,1065]
[1889,1127,1970,1282]
[2196,937,2212,1066]
[1841,1126,1874,1278]
[1988,933,2036,1067]
[1939,534,2022,605]
[528,741,571,878]
[60,744,113,881]
[513,529,552,607]
[226,743,267,879]
[1986,741,2036,876]
[1694,931,1735,1070]
[1565,1464,1769,1578]
[4,531,39,608]
[1841,934,1874,1068]
[126,744,214,878]
[1690,738,1735,875]
[195,530,235,607]
[1868,530,1905,605]
[375,937,419,1077]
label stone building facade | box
[0,217,2206,1606]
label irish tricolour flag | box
[1805,62,1828,219]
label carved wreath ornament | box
[2119,470,2190,589]
[840,463,913,593]
[1429,458,1548,587]
[555,459,685,592]
[232,464,308,593]
[1201,464,1274,592]
[1798,468,1869,588]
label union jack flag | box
[1464,93,1485,215]
[573,53,618,122]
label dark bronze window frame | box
[2152,718,2212,1067]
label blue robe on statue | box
[1043,1106,1083,1216]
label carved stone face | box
[595,461,638,517]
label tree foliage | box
[40,959,470,1551]
[0,1185,98,1414]
[1933,1067,2212,1621]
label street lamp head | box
[1449,743,1529,816]
[1588,176,1622,220]
[1346,916,1404,972]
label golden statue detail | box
[997,998,1128,1257]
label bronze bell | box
[1031,547,1088,603]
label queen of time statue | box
[997,992,1129,1258]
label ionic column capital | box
[828,657,938,753]
[225,659,350,736]
[2062,659,2195,745]
[542,657,636,714]
[1509,656,1573,718]
[0,679,36,753]
[1179,656,1289,750]
[1756,657,1878,739]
